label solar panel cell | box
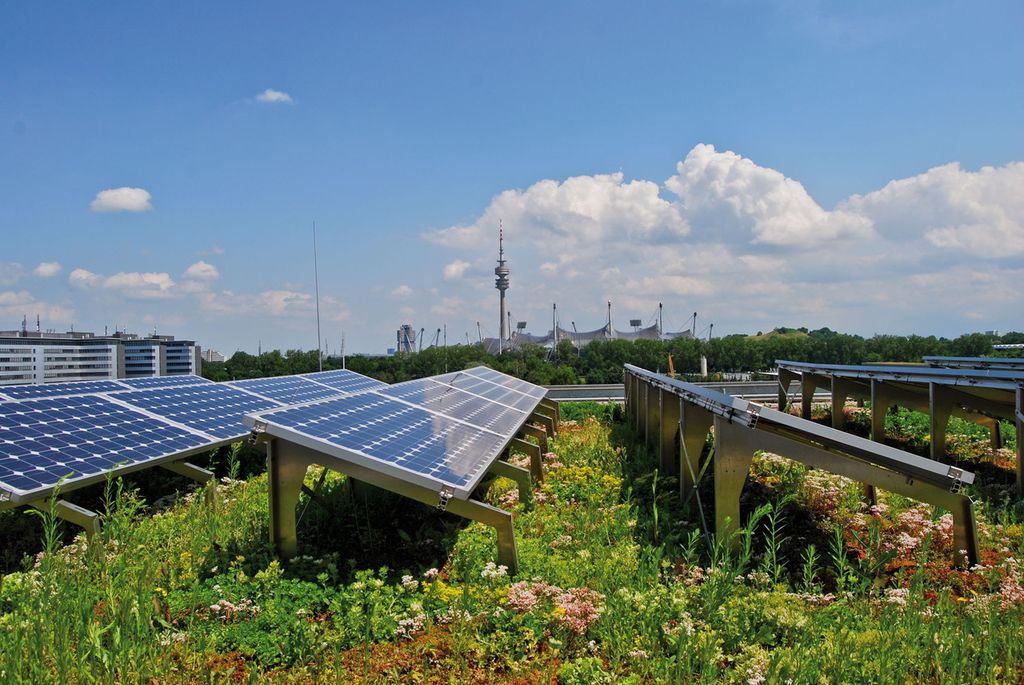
[111,384,279,439]
[0,395,211,498]
[0,380,128,400]
[229,376,343,405]
[118,375,213,389]
[382,379,529,435]
[303,370,388,394]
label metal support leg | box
[679,402,712,501]
[489,460,533,508]
[518,423,548,456]
[539,398,560,425]
[530,410,556,438]
[1016,387,1023,495]
[712,417,757,547]
[832,378,853,429]
[29,499,101,538]
[645,382,659,450]
[800,373,816,420]
[929,383,953,461]
[658,388,680,476]
[778,368,799,411]
[267,439,313,558]
[161,460,214,483]
[511,437,544,483]
[988,419,1002,450]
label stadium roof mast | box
[495,222,510,354]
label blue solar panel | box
[462,367,548,399]
[303,370,388,394]
[112,384,279,439]
[118,375,213,389]
[431,373,540,411]
[252,393,507,493]
[0,380,129,400]
[382,379,529,435]
[0,395,211,497]
[229,376,343,405]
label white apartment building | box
[0,329,202,386]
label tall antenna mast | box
[494,221,510,354]
[313,220,323,372]
[341,330,346,369]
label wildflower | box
[424,568,439,580]
[481,562,508,581]
[628,649,649,659]
[401,575,419,592]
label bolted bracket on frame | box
[436,486,454,512]
[248,420,269,445]
[947,466,964,494]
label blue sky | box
[2,1,1021,355]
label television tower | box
[495,223,510,350]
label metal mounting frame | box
[627,365,981,566]
[266,438,521,573]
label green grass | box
[0,405,1022,682]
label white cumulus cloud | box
[182,261,220,281]
[664,144,873,246]
[0,290,74,324]
[90,187,153,212]
[839,161,1024,257]
[442,260,471,281]
[33,262,62,277]
[69,268,175,299]
[255,88,293,104]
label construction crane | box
[667,354,677,379]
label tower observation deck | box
[495,225,510,346]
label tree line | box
[200,328,1023,386]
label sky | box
[1,1,1021,355]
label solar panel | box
[462,367,548,399]
[0,395,212,499]
[118,375,214,389]
[229,376,343,405]
[431,373,540,411]
[303,370,388,394]
[381,379,529,435]
[249,393,508,496]
[111,384,280,440]
[0,380,129,400]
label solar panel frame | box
[245,393,511,497]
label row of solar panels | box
[0,367,546,504]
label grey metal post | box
[679,401,712,501]
[267,439,312,558]
[712,416,756,547]
[658,387,680,476]
[1017,386,1023,494]
[800,373,817,420]
[778,367,799,410]
[929,382,953,461]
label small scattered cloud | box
[182,261,220,281]
[90,187,153,213]
[198,245,225,257]
[69,268,175,299]
[391,284,414,298]
[33,262,62,277]
[0,262,24,286]
[431,296,466,318]
[0,289,74,324]
[255,88,293,104]
[442,260,471,281]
